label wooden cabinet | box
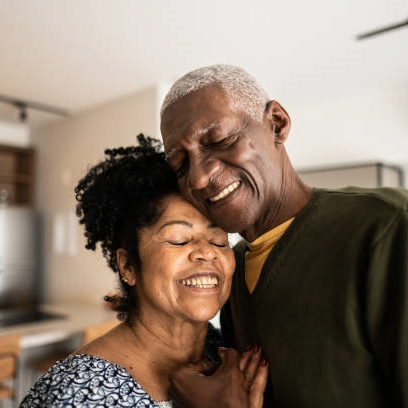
[0,145,34,206]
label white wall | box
[286,83,408,187]
[155,81,173,141]
[31,86,159,304]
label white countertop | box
[0,302,118,349]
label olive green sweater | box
[221,187,408,407]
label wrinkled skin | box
[161,85,311,242]
[161,85,311,407]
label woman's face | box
[135,194,235,325]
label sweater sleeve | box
[366,209,408,407]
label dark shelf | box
[0,144,35,205]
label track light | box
[15,102,28,122]
[0,94,69,123]
[356,16,408,40]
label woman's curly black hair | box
[75,134,179,322]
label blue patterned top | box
[20,354,168,407]
[20,324,222,407]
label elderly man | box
[160,64,408,407]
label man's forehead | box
[161,86,239,152]
[162,85,231,122]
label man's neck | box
[242,175,312,242]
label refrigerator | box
[0,206,40,308]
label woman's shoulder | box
[20,354,157,407]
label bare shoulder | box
[75,322,125,360]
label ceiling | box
[0,0,407,128]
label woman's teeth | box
[181,276,219,288]
[209,181,240,203]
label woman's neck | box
[79,312,210,402]
[129,312,208,369]
[119,313,208,401]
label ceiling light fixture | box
[0,94,69,123]
[356,15,408,40]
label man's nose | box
[187,155,220,191]
[189,238,218,262]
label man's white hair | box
[160,64,269,123]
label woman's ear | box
[264,100,291,144]
[116,248,137,286]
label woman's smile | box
[136,194,235,324]
[179,273,219,289]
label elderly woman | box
[20,135,267,408]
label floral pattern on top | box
[20,323,222,408]
[20,354,167,407]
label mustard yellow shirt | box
[245,218,294,293]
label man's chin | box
[209,215,248,235]
[191,198,250,233]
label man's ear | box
[116,248,137,286]
[264,100,291,144]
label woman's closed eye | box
[167,239,228,248]
[211,241,227,248]
[168,240,189,246]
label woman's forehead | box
[157,195,225,233]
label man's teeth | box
[209,181,240,203]
[181,276,219,288]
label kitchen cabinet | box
[0,144,35,206]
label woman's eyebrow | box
[157,220,192,232]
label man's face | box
[161,85,284,236]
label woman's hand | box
[169,346,269,408]
[169,348,249,408]
[239,345,269,408]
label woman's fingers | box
[242,345,262,390]
[240,345,270,408]
[169,349,249,408]
[239,345,253,372]
[249,360,269,408]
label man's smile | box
[209,181,241,203]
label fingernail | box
[261,358,268,367]
[245,344,252,352]
[252,344,259,353]
[218,346,227,354]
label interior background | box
[0,0,407,304]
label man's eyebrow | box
[197,122,218,136]
[157,220,192,232]
[165,123,220,160]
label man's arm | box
[367,210,408,406]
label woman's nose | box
[189,239,218,262]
